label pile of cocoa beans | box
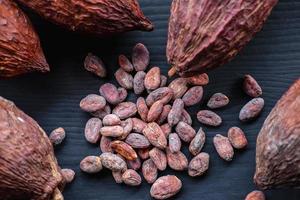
[79,43,265,199]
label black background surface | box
[1,0,300,199]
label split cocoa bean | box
[207,93,229,109]
[84,118,102,144]
[239,98,264,122]
[110,141,138,160]
[213,134,234,161]
[188,152,209,177]
[149,147,167,171]
[197,110,222,127]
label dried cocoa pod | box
[61,169,75,183]
[166,148,188,171]
[181,109,192,125]
[80,156,103,173]
[100,136,113,153]
[187,73,209,86]
[132,118,147,133]
[103,114,121,126]
[100,125,124,137]
[213,134,234,161]
[239,98,264,122]
[142,159,158,184]
[49,127,66,146]
[112,171,123,184]
[175,121,196,143]
[80,94,106,113]
[110,141,137,160]
[0,0,49,77]
[148,100,164,122]
[150,175,182,200]
[188,152,209,177]
[144,67,161,90]
[189,128,206,156]
[243,75,262,98]
[100,152,127,171]
[168,78,188,99]
[156,104,172,125]
[168,133,181,153]
[254,79,300,189]
[245,191,265,200]
[136,97,149,121]
[143,122,167,149]
[227,127,247,149]
[132,43,150,71]
[18,0,153,36]
[0,97,63,200]
[146,87,174,106]
[168,99,184,126]
[99,83,120,105]
[118,54,134,73]
[84,53,107,78]
[113,102,137,120]
[118,118,133,140]
[160,123,171,138]
[149,147,167,171]
[84,118,102,144]
[115,68,134,90]
[118,87,128,103]
[160,75,168,87]
[122,169,142,186]
[207,93,229,109]
[197,110,222,127]
[182,86,203,106]
[138,148,151,160]
[125,133,150,149]
[91,105,111,119]
[127,157,141,171]
[167,0,278,76]
[134,71,146,95]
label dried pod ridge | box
[167,0,278,76]
[17,0,154,36]
[0,96,63,200]
[0,0,49,77]
[254,79,300,189]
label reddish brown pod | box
[167,0,278,76]
[255,79,300,189]
[0,97,64,199]
[18,0,153,36]
[0,0,49,77]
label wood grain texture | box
[0,0,300,199]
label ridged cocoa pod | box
[0,97,63,200]
[0,0,49,78]
[254,78,300,189]
[167,0,278,77]
[17,0,153,36]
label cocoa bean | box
[207,93,229,109]
[168,133,181,153]
[112,102,137,119]
[80,156,102,173]
[132,118,147,133]
[49,127,66,146]
[99,83,120,105]
[100,126,124,137]
[243,75,262,98]
[160,123,171,138]
[228,127,248,149]
[189,128,206,156]
[100,136,113,153]
[84,53,107,78]
[213,134,234,161]
[127,157,141,171]
[143,122,167,149]
[180,109,192,125]
[118,118,133,140]
[110,141,137,160]
[150,175,182,200]
[91,105,111,119]
[125,133,150,149]
[136,97,149,121]
[61,168,75,183]
[182,86,203,106]
[146,87,174,106]
[142,159,157,184]
[175,121,196,143]
[147,100,164,122]
[102,114,121,126]
[160,75,168,87]
[245,191,265,200]
[149,147,167,171]
[112,171,123,184]
[239,98,264,122]
[144,67,161,90]
[115,68,133,90]
[166,148,188,171]
[84,118,102,144]
[133,71,146,95]
[122,169,142,186]
[132,43,150,72]
[138,148,150,160]
[168,99,184,126]
[197,110,222,126]
[187,73,209,86]
[100,152,127,171]
[118,87,127,103]
[188,152,209,177]
[80,94,106,113]
[156,104,172,125]
[168,78,188,99]
[118,54,134,73]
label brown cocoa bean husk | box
[84,53,107,78]
[118,54,134,73]
[118,87,128,103]
[136,97,149,121]
[168,78,188,99]
[245,191,265,200]
[147,100,164,122]
[239,98,264,122]
[142,159,158,184]
[127,157,141,171]
[197,110,222,127]
[254,79,300,189]
[125,133,150,149]
[91,105,111,119]
[168,133,182,153]
[100,126,124,137]
[49,127,66,146]
[243,75,262,98]
[17,0,153,36]
[144,67,161,90]
[118,118,133,140]
[132,43,150,72]
[99,83,120,105]
[122,169,142,186]
[175,121,196,143]
[182,86,203,106]
[187,73,209,86]
[227,127,247,149]
[189,128,206,156]
[0,0,49,77]
[80,94,106,113]
[160,123,171,138]
[180,109,192,125]
[115,68,134,90]
[80,156,102,174]
[100,152,127,171]
[132,118,147,133]
[207,93,229,109]
[61,169,75,183]
[100,136,113,153]
[188,152,210,177]
[146,87,174,106]
[143,122,167,149]
[110,141,138,160]
[167,0,278,76]
[138,148,151,160]
[150,175,182,200]
[156,104,172,125]
[134,71,146,95]
[166,148,188,171]
[112,102,137,120]
[149,147,167,171]
[102,114,121,126]
[168,99,184,127]
[84,118,102,144]
[213,134,234,161]
[160,75,168,87]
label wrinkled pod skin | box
[17,0,154,36]
[167,0,278,77]
[0,0,49,78]
[0,97,64,200]
[254,78,300,189]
